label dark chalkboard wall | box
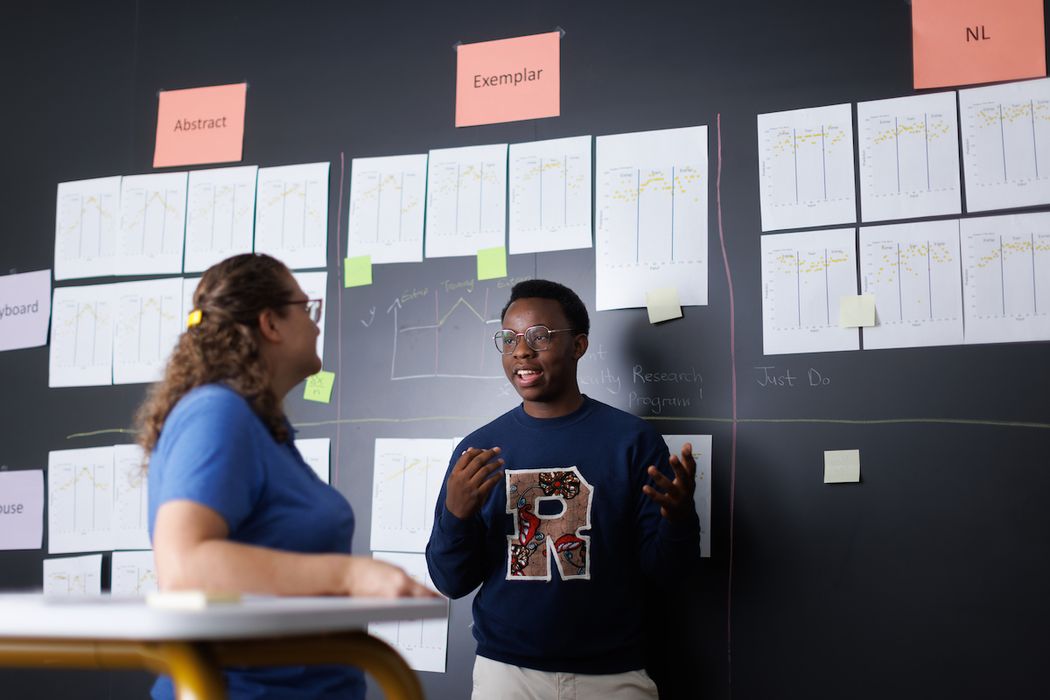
[2,2,1048,698]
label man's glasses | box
[276,298,323,324]
[493,325,574,354]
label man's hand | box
[444,447,505,520]
[643,442,697,523]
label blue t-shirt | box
[425,396,701,674]
[148,384,364,700]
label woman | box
[136,253,433,700]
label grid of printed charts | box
[757,77,1050,355]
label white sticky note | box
[824,450,861,484]
[0,270,51,352]
[0,470,44,550]
[839,295,875,328]
[645,287,683,324]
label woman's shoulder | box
[166,384,258,432]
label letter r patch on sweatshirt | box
[505,467,593,581]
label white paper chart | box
[758,103,857,231]
[112,445,150,550]
[296,437,331,484]
[291,271,328,363]
[117,172,188,275]
[424,144,507,258]
[368,551,449,673]
[54,176,121,280]
[111,550,158,596]
[960,213,1050,344]
[662,435,712,559]
[112,278,184,385]
[860,220,964,349]
[595,125,708,310]
[509,136,592,254]
[48,447,115,554]
[254,162,330,269]
[960,78,1050,213]
[369,438,454,553]
[347,154,427,264]
[49,283,115,387]
[183,165,258,273]
[761,228,860,355]
[43,555,103,597]
[858,92,961,222]
[181,276,200,325]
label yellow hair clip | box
[186,309,203,328]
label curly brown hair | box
[135,253,297,458]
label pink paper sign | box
[456,31,560,127]
[153,83,247,167]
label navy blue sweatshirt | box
[426,397,700,674]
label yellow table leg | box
[0,638,226,700]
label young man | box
[426,279,700,699]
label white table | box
[0,594,447,700]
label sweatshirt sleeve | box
[425,453,490,599]
[633,430,702,579]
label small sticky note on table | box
[344,256,372,288]
[645,287,683,324]
[304,370,335,403]
[477,246,507,280]
[839,295,875,328]
[824,449,861,484]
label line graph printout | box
[758,103,856,231]
[117,172,188,275]
[43,554,102,597]
[595,125,708,310]
[424,144,507,258]
[296,437,331,484]
[509,135,592,254]
[291,271,328,363]
[858,92,962,222]
[54,176,121,280]
[368,551,449,673]
[662,435,712,558]
[48,447,115,554]
[960,78,1050,212]
[49,283,115,387]
[960,213,1050,344]
[112,278,184,385]
[347,154,427,264]
[860,220,964,349]
[254,162,330,270]
[761,228,860,355]
[181,276,200,326]
[369,438,454,553]
[111,550,158,596]
[183,165,258,273]
[112,445,150,550]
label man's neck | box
[522,392,585,419]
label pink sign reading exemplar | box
[456,31,560,127]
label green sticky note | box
[344,256,372,288]
[303,370,335,403]
[477,246,507,280]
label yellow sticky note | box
[645,287,683,324]
[303,371,335,404]
[344,256,372,288]
[839,295,875,328]
[477,246,507,280]
[153,83,247,168]
[824,450,861,484]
